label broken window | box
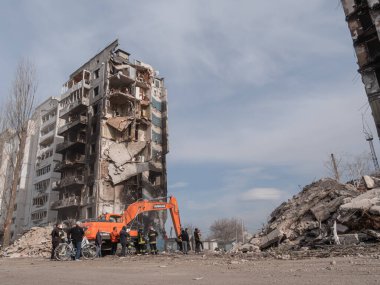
[358,12,373,31]
[94,86,99,96]
[89,185,94,197]
[87,207,93,218]
[91,143,96,154]
[367,38,380,61]
[94,69,100,79]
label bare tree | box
[209,217,246,242]
[324,152,373,188]
[2,59,36,247]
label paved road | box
[1,254,380,284]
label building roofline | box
[69,39,119,78]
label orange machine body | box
[82,196,181,241]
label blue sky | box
[0,0,377,234]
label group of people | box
[51,221,84,261]
[51,222,204,260]
[178,227,203,254]
[106,226,159,256]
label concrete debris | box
[108,162,149,184]
[107,142,146,167]
[106,117,133,132]
[234,176,380,253]
[1,227,52,258]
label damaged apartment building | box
[54,40,169,229]
[341,0,380,136]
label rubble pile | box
[1,227,52,258]
[233,176,380,253]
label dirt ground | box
[1,253,380,285]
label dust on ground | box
[1,252,380,285]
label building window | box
[36,165,51,176]
[87,207,93,219]
[152,113,162,128]
[35,179,50,192]
[151,97,162,112]
[94,69,100,79]
[94,86,99,96]
[152,130,162,144]
[31,211,47,221]
[33,195,48,206]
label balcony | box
[61,79,91,97]
[109,88,135,104]
[53,175,85,190]
[58,115,88,135]
[54,155,85,172]
[56,137,86,154]
[39,129,55,146]
[51,196,81,210]
[109,72,135,89]
[59,96,89,119]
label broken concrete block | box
[259,229,284,249]
[310,197,344,222]
[339,234,359,245]
[108,162,149,184]
[106,116,132,132]
[363,175,375,189]
[108,142,146,167]
[370,205,380,216]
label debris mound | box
[233,177,380,253]
[1,227,52,258]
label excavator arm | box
[123,196,182,237]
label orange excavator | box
[81,196,181,246]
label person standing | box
[50,223,64,260]
[68,221,84,261]
[137,228,146,255]
[95,229,102,258]
[148,226,158,255]
[194,228,203,253]
[110,226,119,255]
[119,226,128,256]
[181,228,189,254]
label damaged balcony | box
[54,155,85,172]
[53,175,85,190]
[56,136,86,154]
[61,70,91,97]
[109,70,135,89]
[58,115,88,135]
[51,196,81,210]
[59,96,89,119]
[108,87,135,104]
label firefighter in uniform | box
[137,228,146,255]
[148,226,159,255]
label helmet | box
[57,224,63,229]
[126,229,130,233]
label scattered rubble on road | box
[0,227,52,258]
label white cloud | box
[169,182,188,189]
[240,188,282,201]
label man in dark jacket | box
[95,229,102,258]
[181,228,189,254]
[194,228,203,253]
[68,221,84,261]
[119,226,129,256]
[51,223,64,260]
[148,226,158,255]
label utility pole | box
[363,116,380,172]
[331,153,340,182]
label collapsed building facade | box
[54,40,169,230]
[341,0,380,136]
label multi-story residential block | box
[53,40,169,230]
[27,98,62,228]
[341,0,380,136]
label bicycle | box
[54,237,96,261]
